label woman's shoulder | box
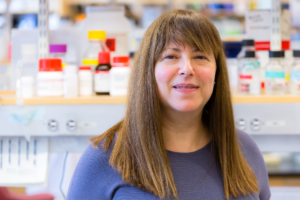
[235,129,271,200]
[235,129,260,154]
[235,129,264,165]
[67,134,123,200]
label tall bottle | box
[265,51,285,95]
[238,51,261,95]
[94,52,111,95]
[237,40,255,64]
[289,50,300,94]
[82,30,109,71]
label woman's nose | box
[178,59,195,77]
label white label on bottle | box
[37,79,63,96]
[94,71,110,93]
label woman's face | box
[155,42,216,113]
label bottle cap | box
[49,44,67,53]
[293,50,300,58]
[64,65,77,74]
[79,66,91,70]
[39,58,62,71]
[88,30,106,40]
[98,52,110,64]
[112,56,129,67]
[269,51,284,58]
[244,51,255,58]
[113,56,129,63]
[242,39,254,46]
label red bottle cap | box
[98,52,110,64]
[79,66,91,70]
[113,56,129,63]
[39,58,62,72]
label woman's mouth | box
[173,84,199,93]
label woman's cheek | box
[155,65,174,84]
[197,66,215,83]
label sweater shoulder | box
[67,135,123,200]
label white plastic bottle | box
[79,66,93,96]
[63,65,78,97]
[289,50,300,94]
[37,58,63,97]
[110,56,130,96]
[265,51,285,95]
[238,51,261,95]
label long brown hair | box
[91,9,258,199]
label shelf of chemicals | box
[3,93,300,105]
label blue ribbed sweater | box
[67,130,271,200]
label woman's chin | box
[171,102,202,113]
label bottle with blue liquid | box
[265,51,285,95]
[289,50,300,94]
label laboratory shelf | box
[2,93,300,105]
[0,95,127,105]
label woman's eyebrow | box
[167,47,181,52]
[192,48,202,52]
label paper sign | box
[0,137,48,186]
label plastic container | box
[95,52,111,95]
[110,56,130,96]
[15,44,38,95]
[79,6,130,62]
[16,76,34,98]
[79,66,93,96]
[289,50,300,94]
[37,58,63,97]
[238,51,261,95]
[265,51,286,95]
[82,30,109,71]
[49,44,67,67]
[63,65,78,97]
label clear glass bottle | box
[289,50,300,94]
[265,51,285,95]
[82,30,109,72]
[238,51,261,95]
[237,39,255,65]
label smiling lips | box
[173,83,199,93]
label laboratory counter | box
[2,92,300,105]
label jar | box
[110,56,130,96]
[290,50,300,94]
[95,52,111,95]
[63,64,78,97]
[37,58,63,97]
[79,66,93,96]
[265,51,285,95]
[238,51,261,95]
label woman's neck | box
[161,108,210,153]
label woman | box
[67,10,271,200]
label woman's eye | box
[165,55,176,59]
[196,55,207,60]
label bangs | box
[157,10,220,58]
